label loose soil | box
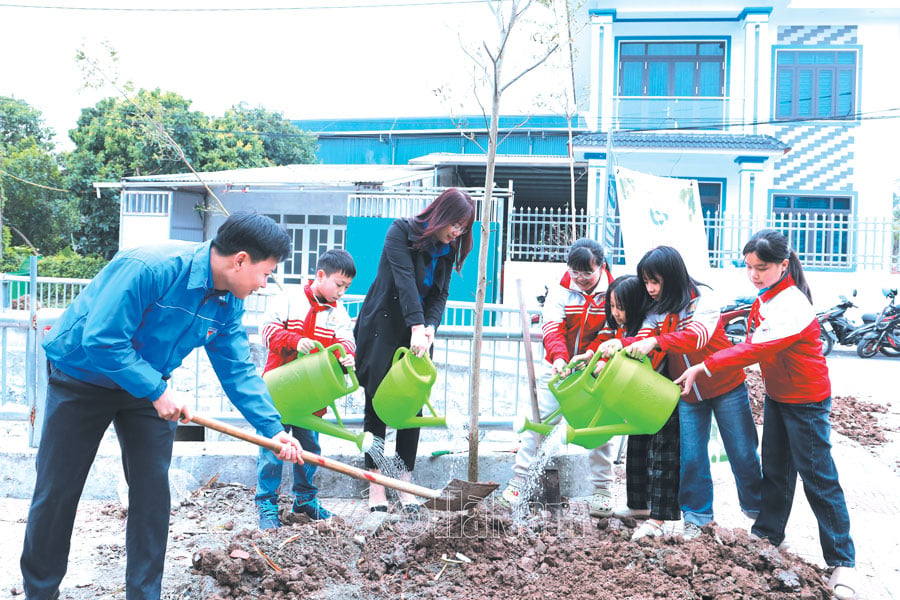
[5,367,895,599]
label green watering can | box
[514,350,679,449]
[372,347,446,430]
[263,341,372,451]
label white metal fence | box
[507,206,900,271]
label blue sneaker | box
[292,497,332,520]
[257,500,281,530]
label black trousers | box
[21,368,176,600]
[362,384,421,472]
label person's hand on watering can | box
[152,389,193,424]
[410,324,431,357]
[338,353,355,369]
[551,357,570,377]
[673,363,707,396]
[296,337,318,355]
[597,338,623,358]
[271,430,305,464]
[569,349,594,371]
[625,337,658,360]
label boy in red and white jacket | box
[255,249,356,528]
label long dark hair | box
[605,275,648,336]
[742,229,812,302]
[412,188,476,272]
[637,246,706,315]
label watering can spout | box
[290,416,373,452]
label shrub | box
[37,248,107,279]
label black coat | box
[353,218,453,392]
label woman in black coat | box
[354,188,475,511]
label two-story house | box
[559,1,899,305]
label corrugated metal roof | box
[573,131,789,153]
[294,114,588,134]
[120,164,433,187]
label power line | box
[0,0,485,11]
[0,168,70,193]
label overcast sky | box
[0,0,564,150]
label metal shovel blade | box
[423,478,499,511]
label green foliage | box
[37,247,107,278]
[212,103,318,167]
[1,97,77,255]
[0,227,34,273]
[63,90,319,257]
[0,96,56,149]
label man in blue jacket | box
[20,212,304,600]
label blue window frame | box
[775,50,857,120]
[618,41,725,97]
[771,194,852,265]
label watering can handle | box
[393,346,436,370]
[323,342,359,392]
[548,350,605,391]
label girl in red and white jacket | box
[502,238,616,518]
[676,230,855,599]
[612,246,760,542]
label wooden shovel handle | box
[190,414,441,500]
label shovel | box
[191,414,498,512]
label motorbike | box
[720,296,755,345]
[856,288,900,358]
[816,290,878,356]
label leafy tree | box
[65,89,319,257]
[0,97,76,257]
[212,102,318,167]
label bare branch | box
[75,46,229,217]
[500,42,560,93]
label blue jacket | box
[43,240,285,438]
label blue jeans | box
[679,383,762,526]
[255,425,321,504]
[751,396,855,568]
[22,368,176,600]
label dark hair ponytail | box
[742,229,812,302]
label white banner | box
[613,166,711,278]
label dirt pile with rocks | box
[182,493,834,600]
[171,367,899,600]
[743,368,895,446]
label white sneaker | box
[613,506,651,519]
[499,477,526,507]
[682,522,702,540]
[631,519,667,541]
[829,566,857,600]
[589,487,614,518]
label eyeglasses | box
[451,223,468,235]
[567,268,600,280]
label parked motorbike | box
[856,288,900,358]
[720,296,755,345]
[816,290,878,356]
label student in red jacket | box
[255,249,357,528]
[616,246,761,541]
[502,238,616,518]
[676,230,856,600]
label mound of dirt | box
[183,490,832,600]
[744,368,895,447]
